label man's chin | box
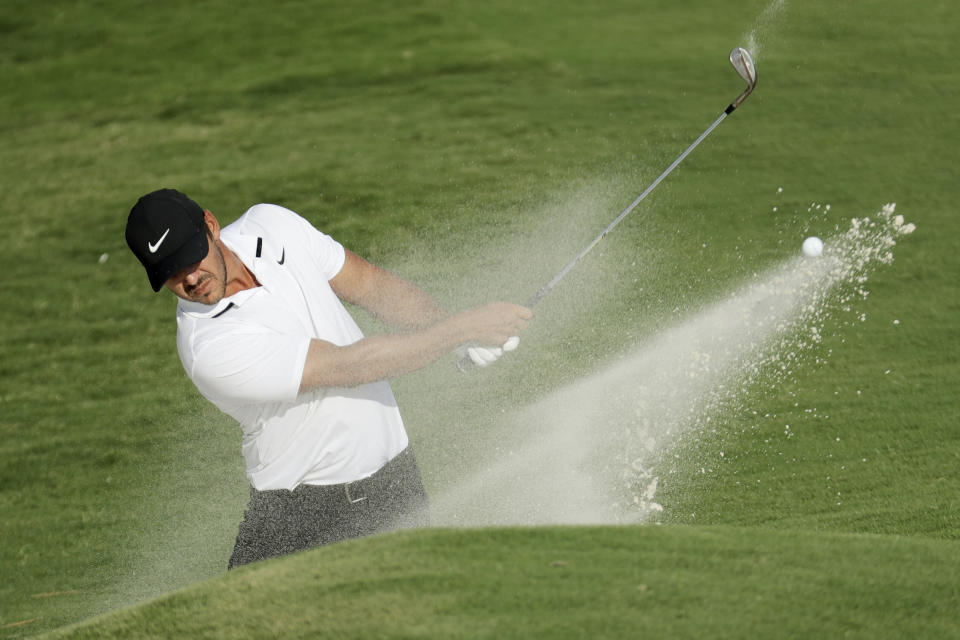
[180,288,224,305]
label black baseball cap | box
[126,189,210,292]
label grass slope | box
[42,526,960,639]
[1,0,958,636]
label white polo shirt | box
[175,204,408,490]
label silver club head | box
[729,47,757,109]
[730,47,757,87]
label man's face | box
[165,233,228,304]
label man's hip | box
[228,447,429,569]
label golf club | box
[460,46,757,371]
[525,46,757,308]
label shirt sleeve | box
[299,214,346,280]
[186,324,311,405]
[308,223,347,281]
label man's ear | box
[203,209,221,240]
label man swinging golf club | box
[124,46,753,567]
[125,189,531,568]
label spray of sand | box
[433,203,914,526]
[743,0,789,61]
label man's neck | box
[222,243,261,297]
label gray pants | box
[228,447,430,569]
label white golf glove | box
[463,336,521,368]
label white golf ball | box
[802,236,824,257]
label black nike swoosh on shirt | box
[277,249,285,265]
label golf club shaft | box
[525,47,755,308]
[526,108,731,308]
[459,47,756,371]
[457,110,730,373]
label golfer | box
[125,188,531,568]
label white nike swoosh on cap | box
[148,228,170,254]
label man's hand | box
[453,301,531,368]
[464,336,521,367]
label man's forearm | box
[331,250,448,331]
[299,316,464,391]
[365,272,449,331]
[298,301,533,392]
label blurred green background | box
[1,0,957,636]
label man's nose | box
[180,265,201,286]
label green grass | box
[38,527,960,639]
[1,0,958,637]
